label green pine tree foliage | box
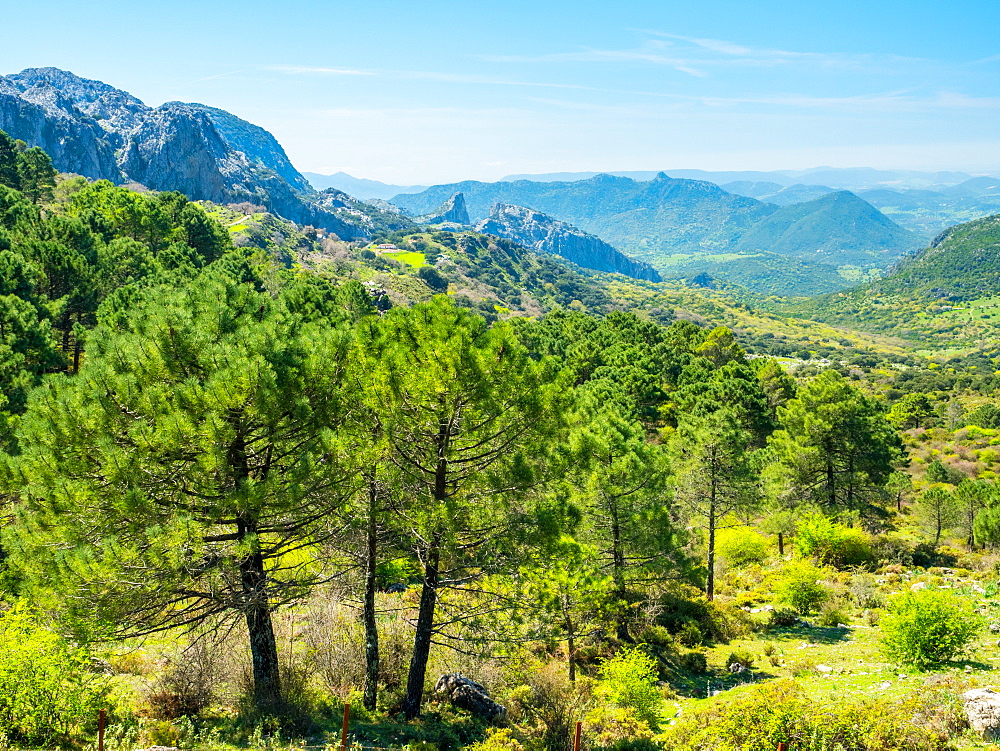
[4,264,356,711]
[673,407,761,601]
[355,296,567,718]
[766,370,904,520]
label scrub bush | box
[0,603,107,746]
[879,588,982,669]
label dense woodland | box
[5,133,1000,751]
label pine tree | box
[356,297,565,718]
[4,268,355,711]
[766,370,903,519]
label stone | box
[475,203,662,282]
[419,193,471,226]
[0,67,409,240]
[434,673,506,722]
[964,688,1000,740]
[989,623,1000,633]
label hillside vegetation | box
[6,135,1000,751]
[391,174,919,296]
[792,214,1000,347]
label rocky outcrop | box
[434,674,505,722]
[476,203,662,282]
[0,67,404,239]
[964,688,1000,740]
[419,192,470,225]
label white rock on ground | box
[963,688,1000,740]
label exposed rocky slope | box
[418,192,470,225]
[475,203,661,282]
[0,67,405,239]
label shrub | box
[879,589,983,669]
[0,603,107,746]
[775,560,830,615]
[677,621,702,647]
[147,637,220,719]
[795,513,872,568]
[465,728,525,751]
[676,651,707,674]
[818,600,850,628]
[848,573,884,609]
[662,679,954,751]
[724,650,754,671]
[596,648,662,728]
[505,662,591,751]
[716,527,769,568]
[583,705,655,750]
[768,607,800,628]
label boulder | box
[964,688,1000,740]
[434,673,506,722]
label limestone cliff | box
[418,192,470,225]
[0,67,407,239]
[476,203,662,282]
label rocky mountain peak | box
[476,202,661,282]
[419,192,470,225]
[0,67,412,240]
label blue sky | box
[7,0,1000,183]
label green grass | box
[381,251,427,267]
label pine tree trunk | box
[402,531,440,719]
[240,531,281,711]
[706,488,717,602]
[561,593,577,682]
[609,501,630,641]
[363,479,380,712]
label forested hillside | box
[792,214,1000,346]
[5,135,1000,751]
[390,173,919,295]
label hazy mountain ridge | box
[475,203,662,282]
[303,171,427,199]
[390,173,919,295]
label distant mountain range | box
[790,213,1000,344]
[389,173,922,295]
[302,171,426,200]
[498,167,978,190]
[6,66,998,299]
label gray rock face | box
[0,67,401,239]
[476,203,662,282]
[964,688,1000,740]
[434,673,505,722]
[419,192,470,225]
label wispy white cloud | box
[483,31,928,75]
[189,69,244,84]
[530,88,1000,116]
[265,65,375,76]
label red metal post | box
[341,703,351,751]
[573,721,582,751]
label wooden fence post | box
[573,721,582,751]
[777,742,788,751]
[98,709,106,751]
[341,703,351,751]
